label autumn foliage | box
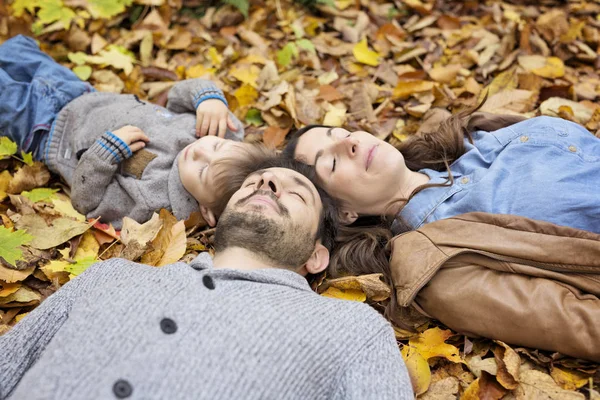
[1,0,600,398]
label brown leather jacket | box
[388,212,600,361]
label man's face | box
[214,167,323,269]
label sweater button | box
[113,379,133,398]
[160,318,177,334]
[203,275,215,290]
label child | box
[0,35,271,228]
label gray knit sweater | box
[0,253,413,399]
[43,79,244,229]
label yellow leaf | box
[323,274,390,302]
[51,194,86,221]
[392,80,434,100]
[352,39,380,67]
[40,259,71,283]
[207,47,223,67]
[75,231,99,260]
[21,151,34,166]
[0,286,40,306]
[15,312,29,323]
[406,327,462,363]
[15,214,91,250]
[0,265,35,283]
[230,64,261,88]
[186,64,215,79]
[401,346,431,395]
[237,54,269,65]
[73,65,92,81]
[85,45,136,76]
[322,103,347,126]
[234,84,259,108]
[516,370,585,400]
[0,170,12,201]
[518,55,565,79]
[550,366,589,391]
[321,287,366,302]
[484,68,518,99]
[0,282,21,297]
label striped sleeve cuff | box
[193,82,228,109]
[88,131,133,163]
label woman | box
[283,112,600,235]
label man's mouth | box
[366,145,378,170]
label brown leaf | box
[15,214,91,250]
[493,341,520,390]
[317,85,345,102]
[263,126,291,149]
[419,376,458,400]
[462,371,507,400]
[515,370,585,400]
[7,162,50,195]
[140,209,186,267]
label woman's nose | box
[334,137,358,158]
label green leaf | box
[36,0,76,29]
[245,109,264,126]
[85,0,133,19]
[64,255,97,276]
[296,38,316,55]
[73,65,93,81]
[11,0,38,17]
[277,42,299,68]
[68,51,88,65]
[85,45,136,75]
[0,226,33,267]
[0,137,18,158]
[21,151,34,166]
[21,188,59,203]
[222,0,249,18]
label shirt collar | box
[392,168,462,233]
[190,252,313,293]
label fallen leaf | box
[0,170,12,201]
[234,84,259,108]
[229,64,261,88]
[7,162,50,194]
[140,209,186,267]
[392,80,434,100]
[518,55,565,79]
[263,126,291,149]
[73,65,92,81]
[0,264,35,284]
[15,214,91,250]
[0,282,21,297]
[85,45,136,75]
[353,38,380,67]
[322,103,347,126]
[515,370,585,400]
[539,97,594,125]
[0,226,33,267]
[493,341,520,390]
[401,346,431,395]
[428,64,462,84]
[462,371,507,400]
[321,286,366,302]
[419,376,459,400]
[51,194,86,221]
[0,286,40,307]
[322,274,390,301]
[466,355,498,378]
[550,366,589,391]
[407,327,462,363]
[21,188,59,203]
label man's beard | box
[214,193,316,268]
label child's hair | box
[203,144,277,216]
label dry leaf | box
[419,376,459,400]
[515,370,585,400]
[518,55,565,79]
[263,126,291,149]
[393,80,434,100]
[15,214,91,250]
[493,341,520,390]
[539,97,594,124]
[140,209,186,267]
[401,346,431,395]
[321,287,366,302]
[322,274,390,302]
[407,327,462,363]
[7,162,50,195]
[550,366,589,391]
[462,371,507,400]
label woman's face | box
[293,127,407,218]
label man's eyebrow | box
[293,176,316,204]
[313,127,334,165]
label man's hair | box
[250,156,339,253]
[203,144,277,216]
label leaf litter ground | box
[1,0,600,398]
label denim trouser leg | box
[0,35,94,158]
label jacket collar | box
[190,252,313,293]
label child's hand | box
[196,99,238,138]
[112,125,150,152]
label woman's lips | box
[366,145,378,170]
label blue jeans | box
[0,35,94,160]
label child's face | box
[178,136,245,213]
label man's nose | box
[257,172,280,197]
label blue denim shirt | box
[393,116,600,234]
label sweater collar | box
[190,252,313,293]
[168,152,201,221]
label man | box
[0,160,413,399]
